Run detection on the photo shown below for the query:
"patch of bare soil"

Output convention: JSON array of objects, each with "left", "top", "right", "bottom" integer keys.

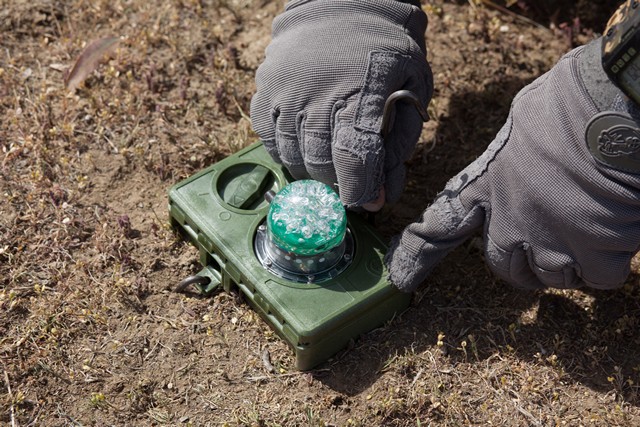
[{"left": 2, "top": 0, "right": 639, "bottom": 426}]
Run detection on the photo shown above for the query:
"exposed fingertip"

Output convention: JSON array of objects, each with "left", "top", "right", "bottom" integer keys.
[{"left": 362, "top": 187, "right": 385, "bottom": 212}]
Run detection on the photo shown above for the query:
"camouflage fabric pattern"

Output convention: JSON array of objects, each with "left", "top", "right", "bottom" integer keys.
[{"left": 604, "top": 0, "right": 635, "bottom": 57}]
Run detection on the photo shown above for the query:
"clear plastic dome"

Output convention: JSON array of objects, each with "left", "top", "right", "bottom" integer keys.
[{"left": 266, "top": 180, "right": 346, "bottom": 256}]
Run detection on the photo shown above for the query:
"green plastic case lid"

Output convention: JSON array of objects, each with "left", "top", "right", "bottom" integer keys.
[{"left": 267, "top": 180, "right": 346, "bottom": 256}]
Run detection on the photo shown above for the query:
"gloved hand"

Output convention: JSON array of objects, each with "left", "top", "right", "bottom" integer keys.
[
  {"left": 250, "top": 0, "right": 433, "bottom": 209},
  {"left": 386, "top": 38, "right": 640, "bottom": 292}
]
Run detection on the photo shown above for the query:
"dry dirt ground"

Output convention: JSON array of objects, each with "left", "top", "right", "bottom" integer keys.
[{"left": 1, "top": 0, "right": 638, "bottom": 426}]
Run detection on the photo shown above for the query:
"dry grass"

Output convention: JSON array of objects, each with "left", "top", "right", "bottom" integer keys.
[{"left": 2, "top": 0, "right": 640, "bottom": 426}]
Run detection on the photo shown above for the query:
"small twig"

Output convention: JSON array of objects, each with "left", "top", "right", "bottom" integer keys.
[
  {"left": 121, "top": 122, "right": 140, "bottom": 148},
  {"left": 25, "top": 404, "right": 42, "bottom": 427},
  {"left": 101, "top": 127, "right": 119, "bottom": 153},
  {"left": 153, "top": 315, "right": 178, "bottom": 328},
  {"left": 411, "top": 367, "right": 425, "bottom": 387},
  {"left": 478, "top": 0, "right": 550, "bottom": 31},
  {"left": 198, "top": 395, "right": 219, "bottom": 410},
  {"left": 37, "top": 361, "right": 72, "bottom": 384},
  {"left": 232, "top": 96, "right": 251, "bottom": 122},
  {"left": 245, "top": 372, "right": 307, "bottom": 382},
  {"left": 513, "top": 404, "right": 543, "bottom": 427},
  {"left": 486, "top": 378, "right": 544, "bottom": 427},
  {"left": 56, "top": 405, "right": 85, "bottom": 427},
  {"left": 4, "top": 368, "right": 16, "bottom": 427},
  {"left": 175, "top": 363, "right": 192, "bottom": 373},
  {"left": 143, "top": 339, "right": 161, "bottom": 361}
]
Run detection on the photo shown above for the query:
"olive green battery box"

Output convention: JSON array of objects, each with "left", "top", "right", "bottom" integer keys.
[{"left": 168, "top": 142, "right": 411, "bottom": 370}]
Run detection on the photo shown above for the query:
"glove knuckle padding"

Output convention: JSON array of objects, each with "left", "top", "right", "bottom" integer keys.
[
  {"left": 250, "top": 0, "right": 433, "bottom": 205},
  {"left": 335, "top": 50, "right": 429, "bottom": 206}
]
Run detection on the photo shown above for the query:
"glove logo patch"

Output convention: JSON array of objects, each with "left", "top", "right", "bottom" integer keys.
[
  {"left": 598, "top": 125, "right": 640, "bottom": 156},
  {"left": 586, "top": 111, "right": 640, "bottom": 173}
]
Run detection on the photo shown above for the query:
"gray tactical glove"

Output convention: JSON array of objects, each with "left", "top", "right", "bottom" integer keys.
[
  {"left": 250, "top": 0, "right": 433, "bottom": 208},
  {"left": 387, "top": 38, "right": 640, "bottom": 292}
]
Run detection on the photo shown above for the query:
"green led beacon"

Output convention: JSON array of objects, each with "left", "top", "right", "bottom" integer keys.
[{"left": 255, "top": 180, "right": 354, "bottom": 283}]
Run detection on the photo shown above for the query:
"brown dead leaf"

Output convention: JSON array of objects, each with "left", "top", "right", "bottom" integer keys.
[{"left": 64, "top": 36, "right": 121, "bottom": 92}]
